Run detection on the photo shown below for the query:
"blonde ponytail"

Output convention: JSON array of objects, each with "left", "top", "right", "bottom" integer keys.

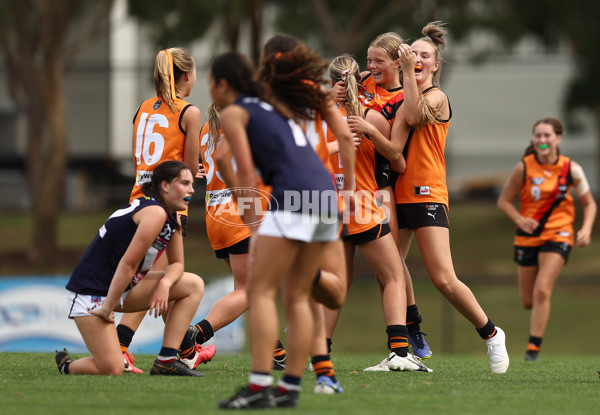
[
  {"left": 153, "top": 47, "right": 195, "bottom": 113},
  {"left": 328, "top": 55, "right": 362, "bottom": 118}
]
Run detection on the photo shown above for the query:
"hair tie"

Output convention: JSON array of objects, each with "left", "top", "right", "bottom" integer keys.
[
  {"left": 341, "top": 70, "right": 350, "bottom": 82},
  {"left": 275, "top": 52, "right": 283, "bottom": 59},
  {"left": 163, "top": 49, "right": 177, "bottom": 101}
]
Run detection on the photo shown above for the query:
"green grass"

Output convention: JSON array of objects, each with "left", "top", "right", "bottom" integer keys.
[
  {"left": 2, "top": 203, "right": 600, "bottom": 413},
  {"left": 1, "top": 352, "right": 599, "bottom": 415}
]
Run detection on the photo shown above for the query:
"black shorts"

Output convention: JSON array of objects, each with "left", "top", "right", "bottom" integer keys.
[
  {"left": 343, "top": 222, "right": 390, "bottom": 246},
  {"left": 214, "top": 237, "right": 250, "bottom": 259},
  {"left": 514, "top": 241, "right": 571, "bottom": 266},
  {"left": 374, "top": 151, "right": 399, "bottom": 189},
  {"left": 396, "top": 203, "right": 449, "bottom": 230}
]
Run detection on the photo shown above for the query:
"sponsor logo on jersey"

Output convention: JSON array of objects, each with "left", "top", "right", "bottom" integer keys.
[
  {"left": 135, "top": 170, "right": 153, "bottom": 186},
  {"left": 334, "top": 174, "right": 356, "bottom": 190},
  {"left": 415, "top": 186, "right": 430, "bottom": 195},
  {"left": 129, "top": 272, "right": 145, "bottom": 289},
  {"left": 531, "top": 177, "right": 545, "bottom": 185},
  {"left": 153, "top": 100, "right": 162, "bottom": 110},
  {"left": 86, "top": 296, "right": 103, "bottom": 312},
  {"left": 206, "top": 189, "right": 233, "bottom": 206}
]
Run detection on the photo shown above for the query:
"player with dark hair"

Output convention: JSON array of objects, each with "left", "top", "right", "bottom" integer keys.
[{"left": 56, "top": 161, "right": 205, "bottom": 377}]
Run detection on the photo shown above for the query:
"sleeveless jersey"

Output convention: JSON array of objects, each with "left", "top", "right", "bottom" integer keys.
[
  {"left": 66, "top": 197, "right": 177, "bottom": 296},
  {"left": 300, "top": 113, "right": 333, "bottom": 170},
  {"left": 130, "top": 96, "right": 192, "bottom": 215},
  {"left": 514, "top": 154, "right": 575, "bottom": 247},
  {"left": 395, "top": 88, "right": 451, "bottom": 206},
  {"left": 328, "top": 106, "right": 385, "bottom": 234},
  {"left": 358, "top": 73, "right": 404, "bottom": 124},
  {"left": 236, "top": 95, "right": 337, "bottom": 215},
  {"left": 200, "top": 122, "right": 251, "bottom": 250},
  {"left": 358, "top": 74, "right": 404, "bottom": 189}
]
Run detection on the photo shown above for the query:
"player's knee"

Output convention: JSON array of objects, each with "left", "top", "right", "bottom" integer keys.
[
  {"left": 533, "top": 288, "right": 551, "bottom": 304},
  {"left": 185, "top": 272, "right": 205, "bottom": 299},
  {"left": 99, "top": 360, "right": 125, "bottom": 376},
  {"left": 521, "top": 296, "right": 533, "bottom": 309},
  {"left": 432, "top": 277, "right": 454, "bottom": 296}
]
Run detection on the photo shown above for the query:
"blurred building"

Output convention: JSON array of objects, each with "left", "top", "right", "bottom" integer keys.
[{"left": 0, "top": 0, "right": 596, "bottom": 210}]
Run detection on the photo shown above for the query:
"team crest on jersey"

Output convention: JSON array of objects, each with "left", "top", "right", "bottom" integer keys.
[
  {"left": 360, "top": 90, "right": 375, "bottom": 103},
  {"left": 153, "top": 100, "right": 162, "bottom": 110},
  {"left": 557, "top": 176, "right": 568, "bottom": 193},
  {"left": 381, "top": 96, "right": 403, "bottom": 121},
  {"left": 531, "top": 177, "right": 545, "bottom": 185}
]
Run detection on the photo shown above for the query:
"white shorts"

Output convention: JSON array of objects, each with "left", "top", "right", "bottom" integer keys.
[
  {"left": 67, "top": 290, "right": 129, "bottom": 319},
  {"left": 258, "top": 211, "right": 340, "bottom": 243}
]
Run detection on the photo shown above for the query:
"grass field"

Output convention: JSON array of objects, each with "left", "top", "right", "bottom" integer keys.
[
  {"left": 1, "top": 202, "right": 599, "bottom": 413},
  {"left": 1, "top": 352, "right": 599, "bottom": 415}
]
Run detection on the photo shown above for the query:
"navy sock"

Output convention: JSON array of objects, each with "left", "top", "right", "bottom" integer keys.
[{"left": 157, "top": 347, "right": 178, "bottom": 364}]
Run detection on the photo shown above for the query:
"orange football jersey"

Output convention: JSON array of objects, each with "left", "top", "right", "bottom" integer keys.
[
  {"left": 200, "top": 122, "right": 252, "bottom": 250},
  {"left": 514, "top": 154, "right": 575, "bottom": 247},
  {"left": 327, "top": 106, "right": 385, "bottom": 234},
  {"left": 358, "top": 74, "right": 404, "bottom": 123},
  {"left": 130, "top": 96, "right": 193, "bottom": 215},
  {"left": 394, "top": 88, "right": 451, "bottom": 206}
]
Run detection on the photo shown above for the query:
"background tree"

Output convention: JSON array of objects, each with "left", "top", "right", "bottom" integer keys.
[
  {"left": 0, "top": 0, "right": 113, "bottom": 264},
  {"left": 275, "top": 0, "right": 600, "bottom": 186},
  {"left": 475, "top": 0, "right": 600, "bottom": 185},
  {"left": 127, "top": 0, "right": 267, "bottom": 64}
]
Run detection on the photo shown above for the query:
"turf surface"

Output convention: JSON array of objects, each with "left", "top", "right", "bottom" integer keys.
[{"left": 2, "top": 352, "right": 598, "bottom": 415}]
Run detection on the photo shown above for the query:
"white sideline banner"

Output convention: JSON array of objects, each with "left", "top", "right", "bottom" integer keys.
[{"left": 0, "top": 276, "right": 244, "bottom": 354}]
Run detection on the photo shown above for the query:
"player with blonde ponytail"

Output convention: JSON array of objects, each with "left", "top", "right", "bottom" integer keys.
[
  {"left": 392, "top": 21, "right": 510, "bottom": 374},
  {"left": 116, "top": 47, "right": 206, "bottom": 374},
  {"left": 326, "top": 54, "right": 432, "bottom": 374}
]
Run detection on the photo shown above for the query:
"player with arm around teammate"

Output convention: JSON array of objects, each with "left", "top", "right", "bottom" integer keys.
[{"left": 393, "top": 22, "right": 510, "bottom": 374}]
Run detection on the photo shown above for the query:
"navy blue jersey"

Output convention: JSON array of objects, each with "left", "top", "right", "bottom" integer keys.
[
  {"left": 66, "top": 197, "right": 177, "bottom": 296},
  {"left": 237, "top": 96, "right": 337, "bottom": 215}
]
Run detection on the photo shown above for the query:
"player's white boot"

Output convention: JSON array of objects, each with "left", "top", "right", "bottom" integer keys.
[
  {"left": 387, "top": 352, "right": 433, "bottom": 372},
  {"left": 486, "top": 326, "right": 509, "bottom": 374}
]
